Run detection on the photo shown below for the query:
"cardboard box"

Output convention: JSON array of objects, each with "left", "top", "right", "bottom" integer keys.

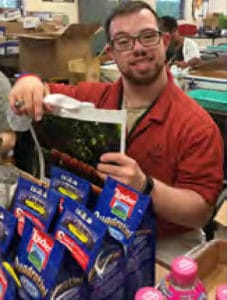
[
  {"left": 0, "top": 20, "right": 26, "bottom": 35},
  {"left": 204, "top": 13, "right": 221, "bottom": 28},
  {"left": 68, "top": 57, "right": 100, "bottom": 84},
  {"left": 18, "top": 23, "right": 101, "bottom": 80},
  {"left": 193, "top": 239, "right": 227, "bottom": 299},
  {"left": 214, "top": 198, "right": 227, "bottom": 239}
]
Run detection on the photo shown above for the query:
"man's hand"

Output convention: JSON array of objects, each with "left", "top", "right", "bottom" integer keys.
[
  {"left": 97, "top": 152, "right": 146, "bottom": 191},
  {"left": 9, "top": 76, "right": 51, "bottom": 121},
  {"left": 186, "top": 57, "right": 202, "bottom": 69}
]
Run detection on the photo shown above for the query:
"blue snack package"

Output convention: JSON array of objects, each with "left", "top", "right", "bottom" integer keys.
[
  {"left": 50, "top": 249, "right": 87, "bottom": 300},
  {"left": 0, "top": 207, "right": 18, "bottom": 259},
  {"left": 126, "top": 229, "right": 156, "bottom": 300},
  {"left": 87, "top": 235, "right": 126, "bottom": 300},
  {"left": 0, "top": 260, "right": 20, "bottom": 299},
  {"left": 54, "top": 203, "right": 107, "bottom": 274},
  {"left": 14, "top": 218, "right": 65, "bottom": 300},
  {"left": 94, "top": 177, "right": 150, "bottom": 247},
  {"left": 12, "top": 177, "right": 58, "bottom": 235},
  {"left": 50, "top": 166, "right": 91, "bottom": 213}
]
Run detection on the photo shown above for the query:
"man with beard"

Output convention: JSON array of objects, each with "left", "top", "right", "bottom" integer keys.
[
  {"left": 9, "top": 1, "right": 223, "bottom": 259},
  {"left": 159, "top": 15, "right": 200, "bottom": 67}
]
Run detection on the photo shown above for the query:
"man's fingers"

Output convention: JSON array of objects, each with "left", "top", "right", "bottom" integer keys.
[
  {"left": 9, "top": 76, "right": 45, "bottom": 120},
  {"left": 9, "top": 94, "right": 18, "bottom": 115},
  {"left": 100, "top": 152, "right": 130, "bottom": 165},
  {"left": 32, "top": 85, "right": 45, "bottom": 121},
  {"left": 97, "top": 162, "right": 122, "bottom": 177},
  {"left": 9, "top": 92, "right": 24, "bottom": 115},
  {"left": 96, "top": 170, "right": 107, "bottom": 181}
]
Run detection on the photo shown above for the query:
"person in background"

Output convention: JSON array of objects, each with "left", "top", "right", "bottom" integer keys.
[
  {"left": 8, "top": 1, "right": 223, "bottom": 260},
  {"left": 187, "top": 54, "right": 227, "bottom": 70},
  {"left": 0, "top": 71, "right": 16, "bottom": 160},
  {"left": 158, "top": 15, "right": 200, "bottom": 67}
]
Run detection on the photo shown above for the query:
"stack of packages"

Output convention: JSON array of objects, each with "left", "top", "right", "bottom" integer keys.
[{"left": 0, "top": 165, "right": 156, "bottom": 300}]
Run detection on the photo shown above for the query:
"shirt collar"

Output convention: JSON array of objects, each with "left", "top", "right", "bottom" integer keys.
[{"left": 110, "top": 69, "right": 175, "bottom": 124}]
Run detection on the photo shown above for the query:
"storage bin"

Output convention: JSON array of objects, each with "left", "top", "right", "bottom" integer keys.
[{"left": 188, "top": 89, "right": 227, "bottom": 179}]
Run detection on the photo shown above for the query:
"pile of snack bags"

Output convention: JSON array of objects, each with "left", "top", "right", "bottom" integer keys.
[{"left": 0, "top": 165, "right": 156, "bottom": 299}]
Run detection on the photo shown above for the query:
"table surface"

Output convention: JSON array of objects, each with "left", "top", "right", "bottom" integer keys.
[{"left": 188, "top": 69, "right": 227, "bottom": 79}]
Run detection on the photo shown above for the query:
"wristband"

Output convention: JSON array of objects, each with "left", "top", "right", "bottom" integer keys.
[{"left": 141, "top": 176, "right": 154, "bottom": 195}]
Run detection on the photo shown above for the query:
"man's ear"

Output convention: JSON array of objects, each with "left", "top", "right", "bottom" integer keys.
[
  {"left": 105, "top": 44, "right": 115, "bottom": 61},
  {"left": 162, "top": 32, "right": 171, "bottom": 50}
]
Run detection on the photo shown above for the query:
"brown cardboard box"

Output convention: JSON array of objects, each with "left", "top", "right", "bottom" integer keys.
[
  {"left": 0, "top": 21, "right": 27, "bottom": 35},
  {"left": 214, "top": 199, "right": 227, "bottom": 239},
  {"left": 18, "top": 23, "right": 101, "bottom": 80},
  {"left": 204, "top": 13, "right": 221, "bottom": 28},
  {"left": 68, "top": 57, "right": 100, "bottom": 84}
]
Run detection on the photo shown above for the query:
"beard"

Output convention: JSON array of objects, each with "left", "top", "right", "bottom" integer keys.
[{"left": 117, "top": 52, "right": 166, "bottom": 86}]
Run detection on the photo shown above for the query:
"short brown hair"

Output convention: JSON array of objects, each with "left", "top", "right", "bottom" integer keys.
[
  {"left": 104, "top": 1, "right": 159, "bottom": 42},
  {"left": 158, "top": 16, "right": 178, "bottom": 33}
]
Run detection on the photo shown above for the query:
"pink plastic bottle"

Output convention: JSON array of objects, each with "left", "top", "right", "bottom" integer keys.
[
  {"left": 135, "top": 287, "right": 164, "bottom": 300},
  {"left": 158, "top": 256, "right": 207, "bottom": 299},
  {"left": 216, "top": 284, "right": 227, "bottom": 300}
]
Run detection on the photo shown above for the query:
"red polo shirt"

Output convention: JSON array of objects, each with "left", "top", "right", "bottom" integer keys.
[{"left": 48, "top": 71, "right": 224, "bottom": 236}]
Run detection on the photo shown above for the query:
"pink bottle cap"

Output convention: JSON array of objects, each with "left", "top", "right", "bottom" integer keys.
[
  {"left": 216, "top": 284, "right": 227, "bottom": 300},
  {"left": 135, "top": 287, "right": 164, "bottom": 300},
  {"left": 171, "top": 256, "right": 198, "bottom": 286}
]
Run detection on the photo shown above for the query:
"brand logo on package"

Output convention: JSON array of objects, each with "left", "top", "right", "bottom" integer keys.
[
  {"left": 27, "top": 228, "right": 54, "bottom": 272},
  {"left": 110, "top": 185, "right": 138, "bottom": 221}
]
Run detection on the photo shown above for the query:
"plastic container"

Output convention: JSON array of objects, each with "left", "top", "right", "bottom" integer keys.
[
  {"left": 158, "top": 256, "right": 208, "bottom": 299},
  {"left": 135, "top": 287, "right": 164, "bottom": 300},
  {"left": 216, "top": 284, "right": 227, "bottom": 300},
  {"left": 187, "top": 89, "right": 227, "bottom": 112},
  {"left": 187, "top": 89, "right": 227, "bottom": 179}
]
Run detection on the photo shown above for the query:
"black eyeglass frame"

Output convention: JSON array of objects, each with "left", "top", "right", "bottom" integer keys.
[{"left": 110, "top": 30, "right": 163, "bottom": 51}]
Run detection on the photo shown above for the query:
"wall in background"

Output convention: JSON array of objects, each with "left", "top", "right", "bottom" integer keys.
[
  {"left": 209, "top": 0, "right": 226, "bottom": 14},
  {"left": 23, "top": 0, "right": 226, "bottom": 24},
  {"left": 23, "top": 0, "right": 79, "bottom": 23}
]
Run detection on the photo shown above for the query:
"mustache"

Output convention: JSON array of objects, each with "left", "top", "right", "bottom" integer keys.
[{"left": 133, "top": 49, "right": 147, "bottom": 57}]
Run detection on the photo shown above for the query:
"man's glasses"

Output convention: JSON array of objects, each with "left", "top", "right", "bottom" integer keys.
[{"left": 110, "top": 29, "right": 162, "bottom": 52}]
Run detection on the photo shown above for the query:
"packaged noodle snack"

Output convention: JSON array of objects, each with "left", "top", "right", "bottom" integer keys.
[
  {"left": 126, "top": 229, "right": 156, "bottom": 299},
  {"left": 49, "top": 166, "right": 91, "bottom": 213},
  {"left": 87, "top": 235, "right": 126, "bottom": 300},
  {"left": 0, "top": 260, "right": 20, "bottom": 299},
  {"left": 0, "top": 206, "right": 18, "bottom": 259},
  {"left": 12, "top": 177, "right": 59, "bottom": 235},
  {"left": 50, "top": 248, "right": 86, "bottom": 299},
  {"left": 94, "top": 177, "right": 150, "bottom": 247},
  {"left": 54, "top": 202, "right": 107, "bottom": 273},
  {"left": 14, "top": 218, "right": 66, "bottom": 300}
]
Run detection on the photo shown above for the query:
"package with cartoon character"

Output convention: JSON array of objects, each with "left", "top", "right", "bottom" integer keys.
[
  {"left": 14, "top": 218, "right": 66, "bottom": 300},
  {"left": 54, "top": 203, "right": 107, "bottom": 274},
  {"left": 49, "top": 166, "right": 91, "bottom": 214},
  {"left": 12, "top": 177, "right": 59, "bottom": 235}
]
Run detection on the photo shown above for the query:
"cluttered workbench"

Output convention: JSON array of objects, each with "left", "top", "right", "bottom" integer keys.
[{"left": 184, "top": 68, "right": 227, "bottom": 92}]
